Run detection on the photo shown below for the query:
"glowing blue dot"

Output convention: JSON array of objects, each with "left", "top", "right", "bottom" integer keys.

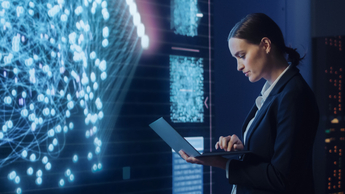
[
  {"left": 51, "top": 109, "right": 56, "bottom": 116},
  {"left": 61, "top": 14, "right": 68, "bottom": 22},
  {"left": 25, "top": 58, "right": 34, "bottom": 67},
  {"left": 85, "top": 130, "right": 90, "bottom": 138},
  {"left": 0, "top": 132, "right": 3, "bottom": 139},
  {"left": 27, "top": 167, "right": 33, "bottom": 176},
  {"left": 45, "top": 162, "right": 52, "bottom": 171},
  {"left": 42, "top": 156, "right": 48, "bottom": 164},
  {"left": 67, "top": 94, "right": 72, "bottom": 101},
  {"left": 102, "top": 39, "right": 109, "bottom": 47},
  {"left": 69, "top": 122, "right": 74, "bottom": 130},
  {"left": 16, "top": 187, "right": 22, "bottom": 194},
  {"left": 73, "top": 155, "right": 78, "bottom": 163},
  {"left": 29, "top": 2, "right": 35, "bottom": 8},
  {"left": 35, "top": 177, "right": 42, "bottom": 185},
  {"left": 36, "top": 169, "right": 42, "bottom": 177},
  {"left": 80, "top": 100, "right": 85, "bottom": 107},
  {"left": 13, "top": 68, "right": 18, "bottom": 75},
  {"left": 30, "top": 103, "right": 34, "bottom": 110},
  {"left": 20, "top": 109, "right": 28, "bottom": 117},
  {"left": 98, "top": 163, "right": 103, "bottom": 170},
  {"left": 48, "top": 144, "right": 54, "bottom": 152},
  {"left": 91, "top": 7, "right": 96, "bottom": 14},
  {"left": 63, "top": 126, "right": 68, "bottom": 133},
  {"left": 43, "top": 108, "right": 50, "bottom": 116},
  {"left": 12, "top": 89, "right": 17, "bottom": 96},
  {"left": 137, "top": 23, "right": 145, "bottom": 37},
  {"left": 4, "top": 96, "right": 12, "bottom": 104},
  {"left": 68, "top": 174, "right": 74, "bottom": 182},
  {"left": 141, "top": 35, "right": 149, "bottom": 49},
  {"left": 7, "top": 120, "right": 13, "bottom": 129},
  {"left": 59, "top": 179, "right": 65, "bottom": 187},
  {"left": 39, "top": 117, "right": 43, "bottom": 124},
  {"left": 1, "top": 1, "right": 10, "bottom": 9},
  {"left": 87, "top": 152, "right": 93, "bottom": 160},
  {"left": 66, "top": 110, "right": 71, "bottom": 118},
  {"left": 48, "top": 129, "right": 55, "bottom": 137},
  {"left": 95, "top": 59, "right": 100, "bottom": 66},
  {"left": 30, "top": 154, "right": 36, "bottom": 162},
  {"left": 44, "top": 97, "right": 49, "bottom": 104},
  {"left": 37, "top": 94, "right": 44, "bottom": 102},
  {"left": 89, "top": 92, "right": 94, "bottom": 100},
  {"left": 133, "top": 12, "right": 141, "bottom": 26},
  {"left": 101, "top": 72, "right": 107, "bottom": 80},
  {"left": 98, "top": 111, "right": 104, "bottom": 119},
  {"left": 15, "top": 176, "right": 20, "bottom": 184},
  {"left": 90, "top": 52, "right": 96, "bottom": 59},
  {"left": 64, "top": 76, "right": 68, "bottom": 83},
  {"left": 90, "top": 72, "right": 96, "bottom": 82},
  {"left": 22, "top": 91, "right": 26, "bottom": 98},
  {"left": 65, "top": 169, "right": 71, "bottom": 177},
  {"left": 21, "top": 150, "right": 27, "bottom": 158},
  {"left": 53, "top": 138, "right": 58, "bottom": 146},
  {"left": 55, "top": 125, "right": 61, "bottom": 133},
  {"left": 101, "top": 1, "right": 107, "bottom": 8},
  {"left": 8, "top": 171, "right": 16, "bottom": 180},
  {"left": 92, "top": 164, "right": 98, "bottom": 172},
  {"left": 84, "top": 108, "right": 88, "bottom": 116},
  {"left": 102, "top": 27, "right": 109, "bottom": 38},
  {"left": 93, "top": 82, "right": 98, "bottom": 91},
  {"left": 60, "top": 90, "right": 65, "bottom": 96},
  {"left": 67, "top": 101, "right": 74, "bottom": 110},
  {"left": 102, "top": 10, "right": 109, "bottom": 20},
  {"left": 99, "top": 60, "right": 107, "bottom": 71},
  {"left": 95, "top": 147, "right": 101, "bottom": 154},
  {"left": 2, "top": 125, "right": 7, "bottom": 132}
]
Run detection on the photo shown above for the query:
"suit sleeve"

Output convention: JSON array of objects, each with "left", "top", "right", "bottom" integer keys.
[{"left": 227, "top": 90, "right": 318, "bottom": 192}]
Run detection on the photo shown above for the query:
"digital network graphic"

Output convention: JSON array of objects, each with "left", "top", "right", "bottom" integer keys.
[{"left": 0, "top": 0, "right": 148, "bottom": 193}]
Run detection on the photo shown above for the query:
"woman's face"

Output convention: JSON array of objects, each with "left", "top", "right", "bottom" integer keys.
[{"left": 228, "top": 37, "right": 270, "bottom": 83}]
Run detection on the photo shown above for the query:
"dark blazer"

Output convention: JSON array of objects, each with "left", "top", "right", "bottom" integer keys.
[{"left": 228, "top": 66, "right": 319, "bottom": 194}]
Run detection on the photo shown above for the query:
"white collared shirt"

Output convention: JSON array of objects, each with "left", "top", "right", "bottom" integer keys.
[{"left": 228, "top": 65, "right": 290, "bottom": 194}]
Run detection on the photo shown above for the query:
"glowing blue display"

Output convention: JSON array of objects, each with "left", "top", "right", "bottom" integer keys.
[
  {"left": 173, "top": 137, "right": 203, "bottom": 194},
  {"left": 171, "top": 0, "right": 202, "bottom": 37},
  {"left": 170, "top": 55, "right": 204, "bottom": 123},
  {"left": 0, "top": 0, "right": 148, "bottom": 192}
]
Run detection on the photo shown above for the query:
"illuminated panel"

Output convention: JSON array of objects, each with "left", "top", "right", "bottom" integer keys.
[
  {"left": 170, "top": 55, "right": 204, "bottom": 123},
  {"left": 0, "top": 0, "right": 147, "bottom": 193},
  {"left": 172, "top": 137, "right": 203, "bottom": 194},
  {"left": 318, "top": 36, "right": 344, "bottom": 193},
  {"left": 170, "top": 0, "right": 202, "bottom": 37}
]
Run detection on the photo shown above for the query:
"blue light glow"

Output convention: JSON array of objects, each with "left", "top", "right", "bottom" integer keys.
[
  {"left": 170, "top": 55, "right": 204, "bottom": 123},
  {"left": 171, "top": 0, "right": 202, "bottom": 37},
  {"left": 0, "top": 0, "right": 147, "bottom": 192}
]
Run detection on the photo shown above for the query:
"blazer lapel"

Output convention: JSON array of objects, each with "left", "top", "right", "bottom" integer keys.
[{"left": 242, "top": 66, "right": 300, "bottom": 148}]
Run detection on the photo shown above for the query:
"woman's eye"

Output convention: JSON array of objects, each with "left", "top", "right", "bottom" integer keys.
[{"left": 239, "top": 55, "right": 245, "bottom": 59}]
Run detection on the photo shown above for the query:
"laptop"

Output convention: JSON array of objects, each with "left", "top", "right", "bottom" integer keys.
[{"left": 149, "top": 117, "right": 251, "bottom": 158}]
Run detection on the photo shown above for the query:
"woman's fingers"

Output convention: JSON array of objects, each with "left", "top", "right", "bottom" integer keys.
[{"left": 215, "top": 134, "right": 244, "bottom": 151}]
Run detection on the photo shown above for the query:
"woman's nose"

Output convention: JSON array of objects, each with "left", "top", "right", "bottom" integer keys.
[{"left": 237, "top": 62, "right": 244, "bottom": 71}]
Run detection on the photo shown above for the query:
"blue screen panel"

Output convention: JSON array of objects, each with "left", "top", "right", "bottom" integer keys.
[
  {"left": 170, "top": 55, "right": 204, "bottom": 123},
  {"left": 170, "top": 0, "right": 202, "bottom": 37},
  {"left": 172, "top": 137, "right": 203, "bottom": 194}
]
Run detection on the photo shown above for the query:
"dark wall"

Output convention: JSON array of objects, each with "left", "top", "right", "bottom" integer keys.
[{"left": 213, "top": 0, "right": 312, "bottom": 193}]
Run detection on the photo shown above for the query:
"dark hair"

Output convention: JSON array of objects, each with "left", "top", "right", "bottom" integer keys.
[{"left": 228, "top": 13, "right": 304, "bottom": 67}]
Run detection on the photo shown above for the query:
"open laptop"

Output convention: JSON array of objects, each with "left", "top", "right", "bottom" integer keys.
[{"left": 149, "top": 117, "right": 251, "bottom": 158}]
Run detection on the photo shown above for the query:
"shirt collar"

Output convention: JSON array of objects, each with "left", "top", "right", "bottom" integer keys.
[{"left": 256, "top": 65, "right": 290, "bottom": 109}]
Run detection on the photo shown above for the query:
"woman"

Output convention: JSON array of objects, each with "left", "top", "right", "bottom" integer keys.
[{"left": 179, "top": 13, "right": 319, "bottom": 194}]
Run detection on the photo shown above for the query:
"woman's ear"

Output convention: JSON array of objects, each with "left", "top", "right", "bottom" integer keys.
[{"left": 260, "top": 37, "right": 271, "bottom": 54}]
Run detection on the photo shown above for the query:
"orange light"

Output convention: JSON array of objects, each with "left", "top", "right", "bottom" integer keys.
[{"left": 329, "top": 177, "right": 332, "bottom": 181}]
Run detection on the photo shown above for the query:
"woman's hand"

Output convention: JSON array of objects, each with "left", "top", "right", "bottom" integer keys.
[
  {"left": 215, "top": 134, "right": 244, "bottom": 151},
  {"left": 178, "top": 150, "right": 228, "bottom": 170}
]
